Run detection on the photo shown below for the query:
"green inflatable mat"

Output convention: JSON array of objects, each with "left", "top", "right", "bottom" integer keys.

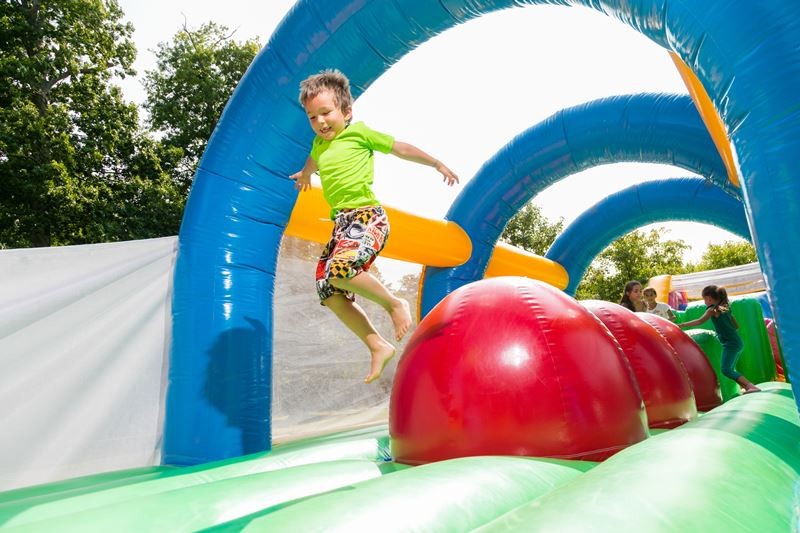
[
  {"left": 6, "top": 460, "right": 406, "bottom": 532},
  {"left": 207, "top": 456, "right": 596, "bottom": 532},
  {"left": 478, "top": 383, "right": 799, "bottom": 532},
  {"left": 0, "top": 425, "right": 392, "bottom": 529}
]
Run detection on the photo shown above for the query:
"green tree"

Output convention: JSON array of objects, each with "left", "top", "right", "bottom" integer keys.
[
  {"left": 694, "top": 240, "right": 757, "bottom": 271},
  {"left": 143, "top": 22, "right": 260, "bottom": 190},
  {"left": 0, "top": 0, "right": 183, "bottom": 248},
  {"left": 500, "top": 202, "right": 564, "bottom": 255},
  {"left": 575, "top": 228, "right": 690, "bottom": 301}
]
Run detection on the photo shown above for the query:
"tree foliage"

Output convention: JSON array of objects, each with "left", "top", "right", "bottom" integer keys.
[
  {"left": 143, "top": 22, "right": 260, "bottom": 190},
  {"left": 0, "top": 0, "right": 183, "bottom": 248},
  {"left": 500, "top": 202, "right": 564, "bottom": 255},
  {"left": 693, "top": 240, "right": 757, "bottom": 272},
  {"left": 575, "top": 228, "right": 690, "bottom": 302}
]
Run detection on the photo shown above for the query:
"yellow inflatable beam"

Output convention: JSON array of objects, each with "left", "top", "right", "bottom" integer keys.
[
  {"left": 286, "top": 186, "right": 568, "bottom": 289},
  {"left": 286, "top": 186, "right": 471, "bottom": 267},
  {"left": 646, "top": 274, "right": 672, "bottom": 304},
  {"left": 485, "top": 242, "right": 568, "bottom": 288},
  {"left": 670, "top": 52, "right": 740, "bottom": 188}
]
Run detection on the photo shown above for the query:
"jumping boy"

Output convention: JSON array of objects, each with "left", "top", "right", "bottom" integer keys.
[{"left": 290, "top": 70, "right": 459, "bottom": 383}]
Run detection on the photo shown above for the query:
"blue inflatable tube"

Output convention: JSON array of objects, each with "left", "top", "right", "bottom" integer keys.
[
  {"left": 167, "top": 0, "right": 800, "bottom": 465},
  {"left": 546, "top": 178, "right": 750, "bottom": 295},
  {"left": 419, "top": 93, "right": 732, "bottom": 316}
]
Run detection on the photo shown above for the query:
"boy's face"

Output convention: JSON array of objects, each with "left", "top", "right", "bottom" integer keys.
[
  {"left": 303, "top": 90, "right": 352, "bottom": 141},
  {"left": 643, "top": 291, "right": 656, "bottom": 303}
]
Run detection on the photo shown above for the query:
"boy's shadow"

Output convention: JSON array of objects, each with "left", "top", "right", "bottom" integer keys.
[{"left": 203, "top": 317, "right": 272, "bottom": 454}]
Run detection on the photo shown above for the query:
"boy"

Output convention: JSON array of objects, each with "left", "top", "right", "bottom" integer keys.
[{"left": 290, "top": 70, "right": 459, "bottom": 383}]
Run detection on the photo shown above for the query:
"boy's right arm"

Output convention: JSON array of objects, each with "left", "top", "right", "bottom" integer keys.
[
  {"left": 290, "top": 156, "right": 317, "bottom": 192},
  {"left": 390, "top": 141, "right": 459, "bottom": 186}
]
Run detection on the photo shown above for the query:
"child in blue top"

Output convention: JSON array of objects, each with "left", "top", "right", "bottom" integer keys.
[
  {"left": 680, "top": 285, "right": 760, "bottom": 394},
  {"left": 290, "top": 70, "right": 459, "bottom": 384}
]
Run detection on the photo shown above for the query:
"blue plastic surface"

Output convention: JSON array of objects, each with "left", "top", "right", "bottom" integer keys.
[
  {"left": 546, "top": 178, "right": 750, "bottom": 294},
  {"left": 420, "top": 93, "right": 732, "bottom": 316},
  {"left": 166, "top": 0, "right": 800, "bottom": 464}
]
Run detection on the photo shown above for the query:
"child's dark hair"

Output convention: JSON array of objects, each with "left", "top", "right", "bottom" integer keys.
[
  {"left": 619, "top": 280, "right": 642, "bottom": 311},
  {"left": 299, "top": 69, "right": 353, "bottom": 112},
  {"left": 701, "top": 285, "right": 729, "bottom": 306}
]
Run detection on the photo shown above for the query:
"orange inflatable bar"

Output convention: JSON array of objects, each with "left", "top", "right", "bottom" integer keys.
[
  {"left": 670, "top": 52, "right": 740, "bottom": 188},
  {"left": 286, "top": 186, "right": 568, "bottom": 289},
  {"left": 286, "top": 186, "right": 471, "bottom": 267},
  {"left": 485, "top": 242, "right": 568, "bottom": 289}
]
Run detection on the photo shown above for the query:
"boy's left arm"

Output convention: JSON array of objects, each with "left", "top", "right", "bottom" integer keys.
[{"left": 391, "top": 141, "right": 459, "bottom": 186}]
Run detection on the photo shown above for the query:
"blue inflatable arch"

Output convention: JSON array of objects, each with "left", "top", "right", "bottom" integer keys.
[
  {"left": 166, "top": 1, "right": 800, "bottom": 465},
  {"left": 546, "top": 177, "right": 751, "bottom": 295},
  {"left": 419, "top": 93, "right": 735, "bottom": 316}
]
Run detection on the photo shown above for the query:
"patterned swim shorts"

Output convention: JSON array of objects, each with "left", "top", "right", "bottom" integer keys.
[{"left": 316, "top": 205, "right": 389, "bottom": 303}]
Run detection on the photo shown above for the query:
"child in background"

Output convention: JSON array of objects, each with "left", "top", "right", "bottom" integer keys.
[
  {"left": 642, "top": 287, "right": 676, "bottom": 321},
  {"left": 290, "top": 69, "right": 459, "bottom": 384},
  {"left": 619, "top": 280, "right": 645, "bottom": 312},
  {"left": 679, "top": 285, "right": 761, "bottom": 394}
]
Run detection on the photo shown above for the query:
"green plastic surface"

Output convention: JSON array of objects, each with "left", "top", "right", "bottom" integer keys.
[
  {"left": 0, "top": 425, "right": 391, "bottom": 528},
  {"left": 0, "top": 466, "right": 174, "bottom": 509},
  {"left": 7, "top": 460, "right": 405, "bottom": 532},
  {"left": 210, "top": 456, "right": 595, "bottom": 532},
  {"left": 478, "top": 383, "right": 800, "bottom": 532}
]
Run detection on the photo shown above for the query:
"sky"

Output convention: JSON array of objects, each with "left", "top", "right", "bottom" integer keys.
[{"left": 117, "top": 1, "right": 747, "bottom": 284}]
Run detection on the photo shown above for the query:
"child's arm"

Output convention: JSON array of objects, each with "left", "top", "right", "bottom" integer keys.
[
  {"left": 290, "top": 156, "right": 318, "bottom": 192},
  {"left": 390, "top": 141, "right": 459, "bottom": 186},
  {"left": 679, "top": 308, "right": 714, "bottom": 329},
  {"left": 731, "top": 313, "right": 740, "bottom": 329},
  {"left": 667, "top": 307, "right": 676, "bottom": 322}
]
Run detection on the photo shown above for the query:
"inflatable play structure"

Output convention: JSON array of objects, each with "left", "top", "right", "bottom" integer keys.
[
  {"left": 2, "top": 0, "right": 800, "bottom": 530},
  {"left": 650, "top": 262, "right": 769, "bottom": 311},
  {"left": 647, "top": 261, "right": 789, "bottom": 388}
]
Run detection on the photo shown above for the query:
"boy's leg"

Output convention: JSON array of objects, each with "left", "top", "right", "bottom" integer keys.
[
  {"left": 323, "top": 294, "right": 396, "bottom": 383},
  {"left": 329, "top": 273, "right": 412, "bottom": 341}
]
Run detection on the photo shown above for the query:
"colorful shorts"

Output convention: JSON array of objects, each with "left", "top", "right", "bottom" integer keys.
[{"left": 316, "top": 206, "right": 389, "bottom": 303}]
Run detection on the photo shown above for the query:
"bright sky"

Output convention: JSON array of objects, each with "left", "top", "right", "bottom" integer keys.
[{"left": 117, "top": 1, "right": 747, "bottom": 283}]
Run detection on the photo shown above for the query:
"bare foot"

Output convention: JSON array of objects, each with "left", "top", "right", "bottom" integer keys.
[
  {"left": 389, "top": 299, "right": 412, "bottom": 341},
  {"left": 365, "top": 342, "right": 396, "bottom": 384}
]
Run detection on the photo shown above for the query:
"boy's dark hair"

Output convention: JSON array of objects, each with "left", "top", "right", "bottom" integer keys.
[
  {"left": 643, "top": 287, "right": 657, "bottom": 297},
  {"left": 299, "top": 69, "right": 353, "bottom": 112},
  {"left": 702, "top": 285, "right": 730, "bottom": 306}
]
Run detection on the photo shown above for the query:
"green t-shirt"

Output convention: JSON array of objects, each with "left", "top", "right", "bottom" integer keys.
[{"left": 310, "top": 121, "right": 395, "bottom": 219}]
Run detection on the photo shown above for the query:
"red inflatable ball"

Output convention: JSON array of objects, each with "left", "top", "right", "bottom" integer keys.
[
  {"left": 637, "top": 313, "right": 723, "bottom": 411},
  {"left": 390, "top": 277, "right": 647, "bottom": 465},
  {"left": 582, "top": 301, "right": 697, "bottom": 429}
]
